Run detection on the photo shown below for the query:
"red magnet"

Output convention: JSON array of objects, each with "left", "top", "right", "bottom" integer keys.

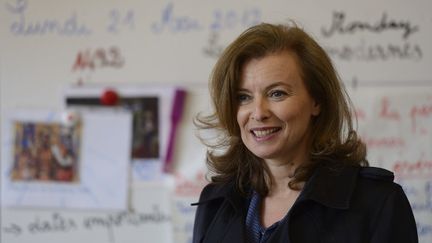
[{"left": 100, "top": 88, "right": 119, "bottom": 106}]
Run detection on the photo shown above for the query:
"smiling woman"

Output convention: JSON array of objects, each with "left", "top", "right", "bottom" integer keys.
[
  {"left": 236, "top": 52, "right": 321, "bottom": 171},
  {"left": 192, "top": 22, "right": 418, "bottom": 243}
]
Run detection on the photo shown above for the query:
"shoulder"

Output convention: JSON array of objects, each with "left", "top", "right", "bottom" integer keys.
[
  {"left": 354, "top": 166, "right": 405, "bottom": 204},
  {"left": 358, "top": 166, "right": 395, "bottom": 182},
  {"left": 354, "top": 167, "right": 418, "bottom": 241},
  {"left": 193, "top": 181, "right": 235, "bottom": 205},
  {"left": 356, "top": 166, "right": 399, "bottom": 193},
  {"left": 193, "top": 179, "right": 247, "bottom": 215}
]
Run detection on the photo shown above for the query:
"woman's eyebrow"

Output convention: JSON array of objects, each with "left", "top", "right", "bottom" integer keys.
[
  {"left": 236, "top": 81, "right": 294, "bottom": 92},
  {"left": 266, "top": 82, "right": 294, "bottom": 90}
]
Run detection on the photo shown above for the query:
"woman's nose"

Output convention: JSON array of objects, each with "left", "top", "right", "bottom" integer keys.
[{"left": 251, "top": 98, "right": 270, "bottom": 121}]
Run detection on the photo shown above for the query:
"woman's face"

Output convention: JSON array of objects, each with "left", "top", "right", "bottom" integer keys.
[{"left": 236, "top": 51, "right": 320, "bottom": 165}]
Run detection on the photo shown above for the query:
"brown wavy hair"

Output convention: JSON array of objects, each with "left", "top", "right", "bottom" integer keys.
[{"left": 195, "top": 22, "right": 368, "bottom": 196}]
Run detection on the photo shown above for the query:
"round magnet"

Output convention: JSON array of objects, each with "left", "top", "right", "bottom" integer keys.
[{"left": 100, "top": 88, "right": 119, "bottom": 106}]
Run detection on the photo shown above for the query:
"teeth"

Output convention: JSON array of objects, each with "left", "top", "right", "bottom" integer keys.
[{"left": 253, "top": 128, "right": 278, "bottom": 137}]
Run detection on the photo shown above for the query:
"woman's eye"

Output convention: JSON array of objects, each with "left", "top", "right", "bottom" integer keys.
[
  {"left": 269, "top": 90, "right": 286, "bottom": 99},
  {"left": 236, "top": 93, "right": 251, "bottom": 104}
]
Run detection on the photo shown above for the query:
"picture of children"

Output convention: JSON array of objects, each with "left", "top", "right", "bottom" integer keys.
[{"left": 11, "top": 122, "right": 81, "bottom": 183}]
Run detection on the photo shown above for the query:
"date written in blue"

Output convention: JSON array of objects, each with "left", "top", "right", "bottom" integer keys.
[
  {"left": 151, "top": 2, "right": 261, "bottom": 34},
  {"left": 5, "top": 0, "right": 262, "bottom": 37}
]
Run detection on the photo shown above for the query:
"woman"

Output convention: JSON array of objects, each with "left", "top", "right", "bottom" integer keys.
[{"left": 192, "top": 22, "right": 418, "bottom": 243}]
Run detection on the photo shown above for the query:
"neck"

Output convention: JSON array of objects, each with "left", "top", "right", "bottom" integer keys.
[{"left": 265, "top": 157, "right": 306, "bottom": 195}]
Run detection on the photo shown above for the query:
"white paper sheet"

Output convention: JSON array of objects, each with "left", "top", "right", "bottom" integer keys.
[
  {"left": 1, "top": 109, "right": 132, "bottom": 210},
  {"left": 64, "top": 85, "right": 176, "bottom": 181}
]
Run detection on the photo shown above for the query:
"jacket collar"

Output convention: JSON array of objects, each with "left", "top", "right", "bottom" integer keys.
[
  {"left": 196, "top": 164, "right": 360, "bottom": 211},
  {"left": 299, "top": 165, "right": 360, "bottom": 209}
]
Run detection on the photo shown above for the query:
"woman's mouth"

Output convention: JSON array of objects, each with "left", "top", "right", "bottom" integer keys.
[{"left": 251, "top": 127, "right": 281, "bottom": 138}]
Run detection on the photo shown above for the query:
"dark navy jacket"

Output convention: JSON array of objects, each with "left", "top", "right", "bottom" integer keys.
[{"left": 192, "top": 165, "right": 418, "bottom": 243}]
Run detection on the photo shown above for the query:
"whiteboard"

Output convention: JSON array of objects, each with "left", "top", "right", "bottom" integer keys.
[{"left": 1, "top": 0, "right": 431, "bottom": 242}]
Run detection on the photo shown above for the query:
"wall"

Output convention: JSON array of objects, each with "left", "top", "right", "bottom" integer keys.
[{"left": 1, "top": 0, "right": 431, "bottom": 242}]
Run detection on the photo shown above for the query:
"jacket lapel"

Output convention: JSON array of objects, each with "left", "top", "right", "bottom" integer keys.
[{"left": 202, "top": 201, "right": 246, "bottom": 243}]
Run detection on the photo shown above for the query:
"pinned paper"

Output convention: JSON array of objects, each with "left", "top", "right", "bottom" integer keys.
[
  {"left": 64, "top": 85, "right": 178, "bottom": 181},
  {"left": 1, "top": 109, "right": 132, "bottom": 210}
]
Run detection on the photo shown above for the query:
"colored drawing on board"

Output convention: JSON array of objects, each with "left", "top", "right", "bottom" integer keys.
[{"left": 11, "top": 121, "right": 81, "bottom": 183}]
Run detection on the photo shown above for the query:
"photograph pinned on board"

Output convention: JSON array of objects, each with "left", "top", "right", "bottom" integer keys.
[
  {"left": 64, "top": 85, "right": 177, "bottom": 181},
  {"left": 66, "top": 96, "right": 160, "bottom": 160},
  {"left": 11, "top": 121, "right": 81, "bottom": 183}
]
